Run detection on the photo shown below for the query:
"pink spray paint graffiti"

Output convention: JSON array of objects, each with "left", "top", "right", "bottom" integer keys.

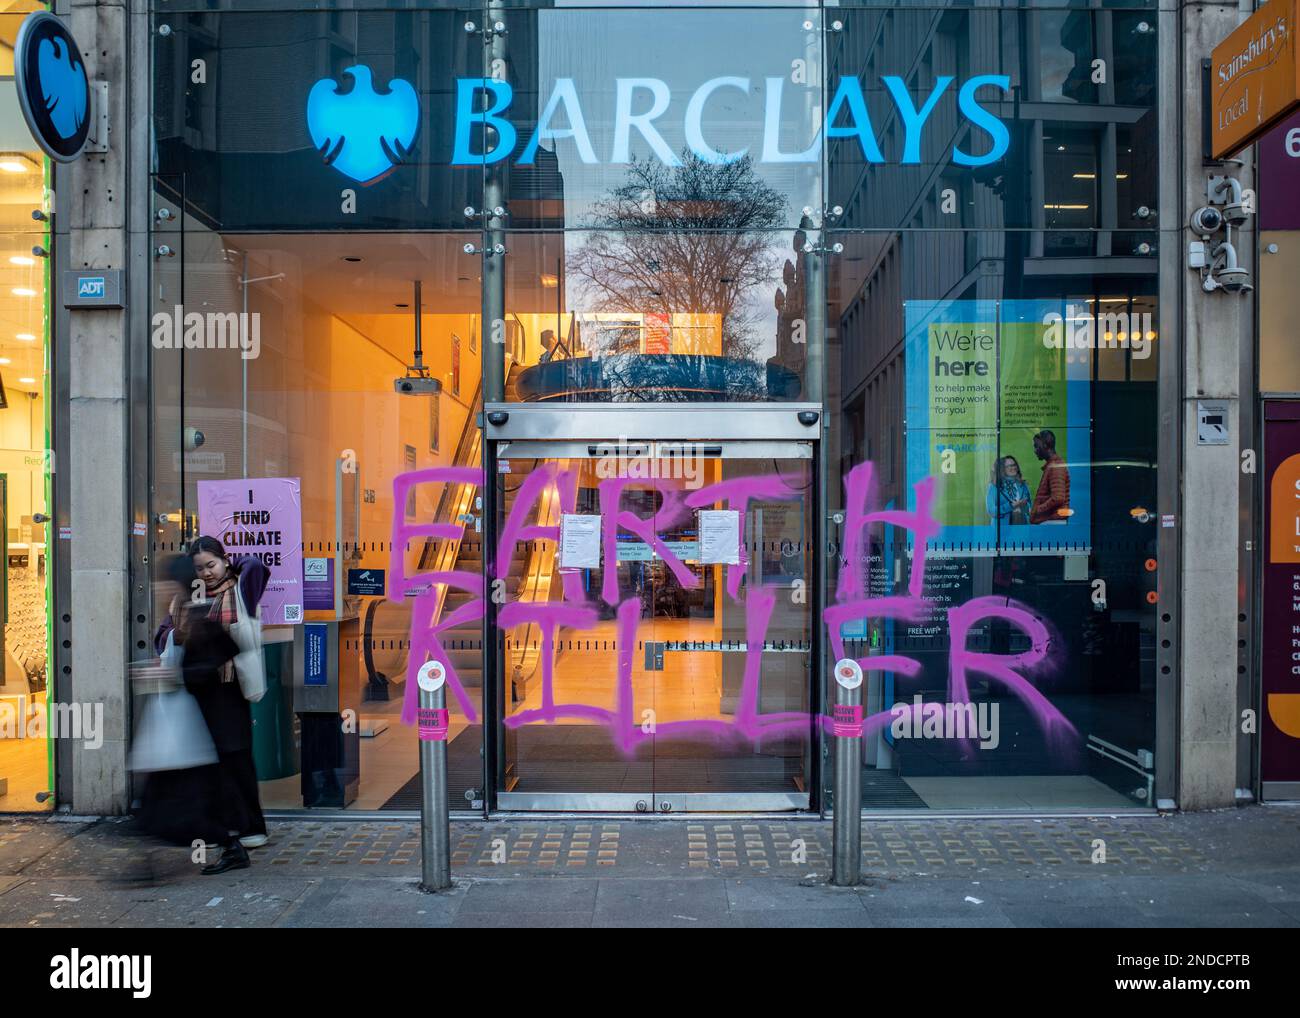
[
  {"left": 389, "top": 466, "right": 486, "bottom": 726},
  {"left": 823, "top": 461, "right": 1077, "bottom": 751},
  {"left": 387, "top": 457, "right": 1076, "bottom": 756},
  {"left": 499, "top": 468, "right": 811, "bottom": 746}
]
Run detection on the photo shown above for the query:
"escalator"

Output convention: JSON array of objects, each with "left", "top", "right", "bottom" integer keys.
[{"left": 360, "top": 360, "right": 566, "bottom": 807}]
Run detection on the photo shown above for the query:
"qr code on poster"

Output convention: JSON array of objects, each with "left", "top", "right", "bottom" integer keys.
[{"left": 284, "top": 604, "right": 302, "bottom": 622}]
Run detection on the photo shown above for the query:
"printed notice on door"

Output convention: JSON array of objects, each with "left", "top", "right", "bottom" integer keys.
[
  {"left": 559, "top": 514, "right": 602, "bottom": 569},
  {"left": 698, "top": 509, "right": 741, "bottom": 565}
]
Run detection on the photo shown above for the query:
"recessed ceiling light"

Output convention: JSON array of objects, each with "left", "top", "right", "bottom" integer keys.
[
  {"left": 12, "top": 288, "right": 35, "bottom": 297},
  {"left": 0, "top": 358, "right": 12, "bottom": 365},
  {"left": 0, "top": 154, "right": 37, "bottom": 174},
  {"left": 9, "top": 256, "right": 34, "bottom": 266},
  {"left": 342, "top": 256, "right": 362, "bottom": 263},
  {"left": 18, "top": 377, "right": 34, "bottom": 384},
  {"left": 15, "top": 333, "right": 35, "bottom": 341},
  {"left": 395, "top": 303, "right": 409, "bottom": 308}
]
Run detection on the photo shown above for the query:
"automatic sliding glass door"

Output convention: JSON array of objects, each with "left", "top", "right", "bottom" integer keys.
[{"left": 493, "top": 440, "right": 815, "bottom": 812}]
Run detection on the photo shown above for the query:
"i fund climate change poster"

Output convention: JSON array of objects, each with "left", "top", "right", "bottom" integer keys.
[{"left": 197, "top": 477, "right": 305, "bottom": 624}]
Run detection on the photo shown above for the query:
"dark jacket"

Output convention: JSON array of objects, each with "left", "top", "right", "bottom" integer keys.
[
  {"left": 152, "top": 559, "right": 272, "bottom": 754},
  {"left": 180, "top": 617, "right": 250, "bottom": 753}
]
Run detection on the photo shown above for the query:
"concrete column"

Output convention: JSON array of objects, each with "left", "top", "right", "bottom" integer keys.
[
  {"left": 60, "top": 0, "right": 136, "bottom": 814},
  {"left": 1177, "top": 0, "right": 1253, "bottom": 810}
]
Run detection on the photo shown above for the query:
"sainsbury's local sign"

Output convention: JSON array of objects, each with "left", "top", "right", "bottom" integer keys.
[
  {"left": 1210, "top": 0, "right": 1300, "bottom": 159},
  {"left": 307, "top": 67, "right": 1013, "bottom": 184}
]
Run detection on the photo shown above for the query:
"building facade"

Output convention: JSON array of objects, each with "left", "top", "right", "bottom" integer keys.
[{"left": 22, "top": 0, "right": 1275, "bottom": 818}]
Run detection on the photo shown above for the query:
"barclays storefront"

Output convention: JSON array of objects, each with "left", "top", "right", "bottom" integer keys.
[{"left": 145, "top": 0, "right": 1172, "bottom": 816}]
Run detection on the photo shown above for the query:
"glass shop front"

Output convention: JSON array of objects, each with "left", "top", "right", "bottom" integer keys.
[{"left": 145, "top": 1, "right": 1163, "bottom": 814}]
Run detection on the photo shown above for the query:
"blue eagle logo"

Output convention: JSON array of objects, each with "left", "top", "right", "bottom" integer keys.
[
  {"left": 36, "top": 35, "right": 88, "bottom": 140},
  {"left": 307, "top": 65, "right": 419, "bottom": 185}
]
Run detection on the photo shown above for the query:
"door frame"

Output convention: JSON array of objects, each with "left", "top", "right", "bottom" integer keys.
[{"left": 485, "top": 415, "right": 823, "bottom": 814}]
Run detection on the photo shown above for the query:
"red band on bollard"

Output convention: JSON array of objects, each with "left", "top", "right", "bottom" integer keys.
[
  {"left": 831, "top": 703, "right": 863, "bottom": 738},
  {"left": 417, "top": 707, "right": 450, "bottom": 742}
]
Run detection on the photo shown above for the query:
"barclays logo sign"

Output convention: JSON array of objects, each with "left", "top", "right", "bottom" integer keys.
[
  {"left": 307, "top": 65, "right": 420, "bottom": 185},
  {"left": 14, "top": 12, "right": 93, "bottom": 162},
  {"left": 37, "top": 35, "right": 88, "bottom": 144},
  {"left": 451, "top": 74, "right": 1012, "bottom": 169},
  {"left": 307, "top": 66, "right": 1012, "bottom": 182}
]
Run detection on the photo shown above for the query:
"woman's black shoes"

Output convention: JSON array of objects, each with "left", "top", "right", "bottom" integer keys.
[{"left": 201, "top": 841, "right": 251, "bottom": 875}]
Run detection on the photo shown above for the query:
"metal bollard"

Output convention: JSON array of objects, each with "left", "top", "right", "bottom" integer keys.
[
  {"left": 831, "top": 658, "right": 864, "bottom": 887},
  {"left": 416, "top": 660, "right": 452, "bottom": 892}
]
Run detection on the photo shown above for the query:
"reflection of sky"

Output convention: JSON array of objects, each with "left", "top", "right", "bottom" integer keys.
[{"left": 535, "top": 9, "right": 821, "bottom": 229}]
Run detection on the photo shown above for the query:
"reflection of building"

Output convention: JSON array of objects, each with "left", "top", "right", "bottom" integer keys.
[
  {"left": 767, "top": 224, "right": 810, "bottom": 391},
  {"left": 831, "top": 8, "right": 1160, "bottom": 505},
  {"left": 828, "top": 6, "right": 1162, "bottom": 808}
]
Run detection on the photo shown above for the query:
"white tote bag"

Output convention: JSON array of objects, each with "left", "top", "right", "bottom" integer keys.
[
  {"left": 128, "top": 635, "right": 217, "bottom": 772},
  {"left": 228, "top": 581, "right": 267, "bottom": 703},
  {"left": 159, "top": 628, "right": 185, "bottom": 671},
  {"left": 129, "top": 687, "right": 219, "bottom": 772}
]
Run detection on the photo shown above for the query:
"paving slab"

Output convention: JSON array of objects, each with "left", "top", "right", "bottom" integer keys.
[
  {"left": 593, "top": 877, "right": 730, "bottom": 920},
  {"left": 116, "top": 877, "right": 312, "bottom": 928},
  {"left": 722, "top": 877, "right": 870, "bottom": 912},
  {"left": 275, "top": 877, "right": 464, "bottom": 928},
  {"left": 457, "top": 876, "right": 598, "bottom": 914},
  {"left": 0, "top": 878, "right": 149, "bottom": 926}
]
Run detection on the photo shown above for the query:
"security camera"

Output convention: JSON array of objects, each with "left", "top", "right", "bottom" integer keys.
[
  {"left": 1213, "top": 265, "right": 1252, "bottom": 292},
  {"left": 1210, "top": 241, "right": 1252, "bottom": 293},
  {"left": 394, "top": 375, "right": 442, "bottom": 395},
  {"left": 1221, "top": 200, "right": 1251, "bottom": 227},
  {"left": 1209, "top": 175, "right": 1251, "bottom": 226},
  {"left": 183, "top": 426, "right": 205, "bottom": 451},
  {"left": 1190, "top": 206, "right": 1223, "bottom": 235}
]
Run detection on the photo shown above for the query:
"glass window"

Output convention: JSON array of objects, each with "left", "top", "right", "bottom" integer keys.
[
  {"left": 143, "top": 2, "right": 1166, "bottom": 817},
  {"left": 502, "top": 229, "right": 810, "bottom": 402},
  {"left": 826, "top": 230, "right": 1159, "bottom": 811},
  {"left": 0, "top": 5, "right": 52, "bottom": 813},
  {"left": 152, "top": 10, "right": 484, "bottom": 232},
  {"left": 498, "top": 6, "right": 821, "bottom": 231},
  {"left": 148, "top": 231, "right": 484, "bottom": 811}
]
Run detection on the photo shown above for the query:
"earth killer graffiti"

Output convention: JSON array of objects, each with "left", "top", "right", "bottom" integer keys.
[{"left": 389, "top": 459, "right": 1074, "bottom": 752}]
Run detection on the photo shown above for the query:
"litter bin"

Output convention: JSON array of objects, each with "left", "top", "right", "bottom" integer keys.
[{"left": 251, "top": 631, "right": 300, "bottom": 781}]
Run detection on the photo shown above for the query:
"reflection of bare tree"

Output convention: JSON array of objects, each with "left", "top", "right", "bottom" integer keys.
[{"left": 568, "top": 152, "right": 787, "bottom": 365}]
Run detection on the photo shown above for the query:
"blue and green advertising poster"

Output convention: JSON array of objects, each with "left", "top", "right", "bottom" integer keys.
[{"left": 903, "top": 299, "right": 1091, "bottom": 554}]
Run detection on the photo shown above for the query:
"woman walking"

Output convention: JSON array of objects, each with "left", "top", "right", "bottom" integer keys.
[{"left": 154, "top": 536, "right": 270, "bottom": 874}]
